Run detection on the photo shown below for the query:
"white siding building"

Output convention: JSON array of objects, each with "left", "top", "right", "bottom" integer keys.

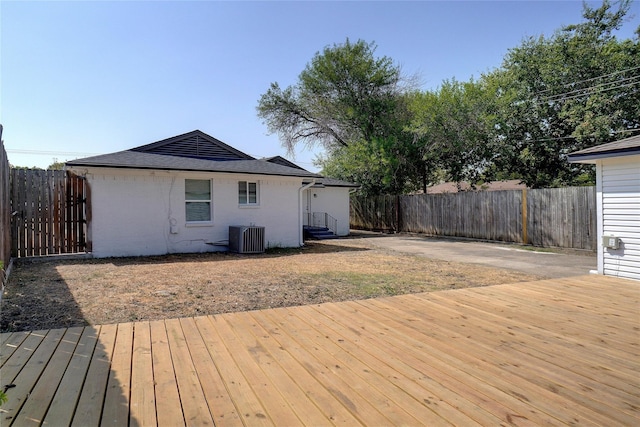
[{"left": 569, "top": 135, "right": 640, "bottom": 280}]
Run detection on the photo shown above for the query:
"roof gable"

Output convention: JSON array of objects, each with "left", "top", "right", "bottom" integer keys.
[
  {"left": 264, "top": 156, "right": 307, "bottom": 170},
  {"left": 131, "top": 130, "right": 254, "bottom": 161},
  {"left": 66, "top": 130, "right": 326, "bottom": 178}
]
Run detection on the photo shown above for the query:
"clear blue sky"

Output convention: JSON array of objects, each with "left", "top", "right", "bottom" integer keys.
[{"left": 2, "top": 1, "right": 638, "bottom": 171}]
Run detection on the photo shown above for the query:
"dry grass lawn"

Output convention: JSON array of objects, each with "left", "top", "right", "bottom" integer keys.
[{"left": 1, "top": 237, "right": 542, "bottom": 332}]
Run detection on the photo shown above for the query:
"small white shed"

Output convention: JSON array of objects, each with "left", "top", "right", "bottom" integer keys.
[{"left": 569, "top": 135, "right": 640, "bottom": 280}]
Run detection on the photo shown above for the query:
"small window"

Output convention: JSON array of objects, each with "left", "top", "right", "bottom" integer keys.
[
  {"left": 185, "top": 179, "right": 211, "bottom": 222},
  {"left": 238, "top": 181, "right": 259, "bottom": 205}
]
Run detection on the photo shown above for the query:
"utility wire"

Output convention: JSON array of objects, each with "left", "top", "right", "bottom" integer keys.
[
  {"left": 533, "top": 65, "right": 640, "bottom": 96},
  {"left": 6, "top": 149, "right": 102, "bottom": 157},
  {"left": 536, "top": 77, "right": 640, "bottom": 104},
  {"left": 539, "top": 74, "right": 640, "bottom": 102},
  {"left": 505, "top": 127, "right": 640, "bottom": 145}
]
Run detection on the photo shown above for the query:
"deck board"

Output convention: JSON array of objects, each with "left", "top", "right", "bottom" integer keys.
[
  {"left": 297, "top": 303, "right": 491, "bottom": 426},
  {"left": 12, "top": 327, "right": 84, "bottom": 427},
  {"left": 193, "top": 316, "right": 270, "bottom": 427},
  {"left": 178, "top": 317, "right": 241, "bottom": 427},
  {"left": 148, "top": 320, "right": 186, "bottom": 427},
  {"left": 0, "top": 332, "right": 31, "bottom": 368},
  {"left": 101, "top": 322, "right": 133, "bottom": 426},
  {"left": 344, "top": 301, "right": 609, "bottom": 426},
  {"left": 164, "top": 318, "right": 215, "bottom": 427},
  {"left": 70, "top": 324, "right": 116, "bottom": 427},
  {"left": 380, "top": 294, "right": 638, "bottom": 425},
  {"left": 274, "top": 305, "right": 429, "bottom": 426},
  {"left": 245, "top": 310, "right": 363, "bottom": 426},
  {"left": 1, "top": 275, "right": 638, "bottom": 426},
  {"left": 130, "top": 322, "right": 156, "bottom": 427},
  {"left": 1, "top": 329, "right": 66, "bottom": 423},
  {"left": 327, "top": 298, "right": 564, "bottom": 425},
  {"left": 259, "top": 308, "right": 395, "bottom": 426},
  {"left": 43, "top": 326, "right": 100, "bottom": 426},
  {"left": 226, "top": 311, "right": 331, "bottom": 426}
]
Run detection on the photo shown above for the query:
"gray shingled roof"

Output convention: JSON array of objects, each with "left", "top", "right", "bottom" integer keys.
[
  {"left": 568, "top": 134, "right": 640, "bottom": 162},
  {"left": 66, "top": 130, "right": 321, "bottom": 178},
  {"left": 314, "top": 177, "right": 361, "bottom": 188},
  {"left": 263, "top": 156, "right": 306, "bottom": 170},
  {"left": 67, "top": 150, "right": 321, "bottom": 178},
  {"left": 264, "top": 156, "right": 359, "bottom": 188}
]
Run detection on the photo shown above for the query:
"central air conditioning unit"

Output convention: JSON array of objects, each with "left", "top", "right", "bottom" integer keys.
[{"left": 229, "top": 225, "right": 265, "bottom": 254}]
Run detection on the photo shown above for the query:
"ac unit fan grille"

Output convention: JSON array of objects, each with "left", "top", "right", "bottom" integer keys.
[{"left": 229, "top": 226, "right": 265, "bottom": 254}]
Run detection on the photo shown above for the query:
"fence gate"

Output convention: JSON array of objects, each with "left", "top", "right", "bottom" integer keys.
[{"left": 10, "top": 169, "right": 89, "bottom": 257}]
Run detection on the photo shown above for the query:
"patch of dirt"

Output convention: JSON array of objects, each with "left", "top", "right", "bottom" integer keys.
[{"left": 1, "top": 238, "right": 542, "bottom": 332}]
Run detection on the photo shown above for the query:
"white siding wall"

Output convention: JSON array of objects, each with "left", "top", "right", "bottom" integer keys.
[
  {"left": 81, "top": 168, "right": 302, "bottom": 257},
  {"left": 307, "top": 187, "right": 352, "bottom": 236},
  {"left": 599, "top": 155, "right": 640, "bottom": 280}
]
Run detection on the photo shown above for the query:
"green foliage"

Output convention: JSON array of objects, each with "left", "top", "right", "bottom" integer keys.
[
  {"left": 47, "top": 158, "right": 65, "bottom": 170},
  {"left": 10, "top": 158, "right": 64, "bottom": 171},
  {"left": 9, "top": 165, "right": 44, "bottom": 170},
  {"left": 0, "top": 390, "right": 6, "bottom": 406},
  {"left": 486, "top": 0, "right": 638, "bottom": 187},
  {"left": 257, "top": 1, "right": 638, "bottom": 193},
  {"left": 406, "top": 79, "right": 497, "bottom": 189},
  {"left": 257, "top": 39, "right": 406, "bottom": 154},
  {"left": 258, "top": 39, "right": 420, "bottom": 195},
  {"left": 317, "top": 134, "right": 418, "bottom": 196}
]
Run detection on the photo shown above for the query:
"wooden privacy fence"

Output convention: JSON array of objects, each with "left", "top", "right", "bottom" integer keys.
[
  {"left": 351, "top": 187, "right": 597, "bottom": 251},
  {"left": 1, "top": 129, "right": 11, "bottom": 274},
  {"left": 10, "top": 169, "right": 89, "bottom": 257}
]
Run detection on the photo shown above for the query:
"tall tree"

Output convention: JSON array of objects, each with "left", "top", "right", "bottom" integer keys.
[
  {"left": 488, "top": 0, "right": 639, "bottom": 187},
  {"left": 407, "top": 79, "right": 496, "bottom": 191},
  {"left": 257, "top": 39, "right": 418, "bottom": 194},
  {"left": 257, "top": 39, "right": 407, "bottom": 153}
]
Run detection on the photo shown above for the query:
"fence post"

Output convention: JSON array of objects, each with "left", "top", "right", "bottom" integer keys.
[
  {"left": 395, "top": 195, "right": 400, "bottom": 232},
  {"left": 522, "top": 189, "right": 528, "bottom": 244}
]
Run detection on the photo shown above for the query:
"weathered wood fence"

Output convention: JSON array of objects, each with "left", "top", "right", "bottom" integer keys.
[
  {"left": 1, "top": 127, "right": 11, "bottom": 275},
  {"left": 10, "top": 169, "right": 89, "bottom": 257},
  {"left": 351, "top": 187, "right": 597, "bottom": 250}
]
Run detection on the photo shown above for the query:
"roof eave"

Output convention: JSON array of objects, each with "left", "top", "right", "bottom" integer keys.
[
  {"left": 65, "top": 162, "right": 320, "bottom": 178},
  {"left": 568, "top": 148, "right": 640, "bottom": 163}
]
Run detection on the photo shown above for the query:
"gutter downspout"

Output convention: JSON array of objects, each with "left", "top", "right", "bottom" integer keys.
[{"left": 299, "top": 180, "right": 316, "bottom": 246}]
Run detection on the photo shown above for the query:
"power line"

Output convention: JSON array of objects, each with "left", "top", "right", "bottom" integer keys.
[
  {"left": 6, "top": 149, "right": 102, "bottom": 157},
  {"left": 506, "top": 127, "right": 640, "bottom": 145},
  {"left": 540, "top": 74, "right": 640, "bottom": 103},
  {"left": 534, "top": 79, "right": 639, "bottom": 105},
  {"left": 534, "top": 65, "right": 640, "bottom": 96}
]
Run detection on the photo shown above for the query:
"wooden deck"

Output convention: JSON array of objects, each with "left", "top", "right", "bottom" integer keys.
[{"left": 1, "top": 275, "right": 638, "bottom": 426}]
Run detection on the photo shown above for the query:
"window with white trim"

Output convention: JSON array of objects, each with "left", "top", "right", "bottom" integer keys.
[
  {"left": 238, "top": 181, "right": 259, "bottom": 205},
  {"left": 185, "top": 179, "right": 212, "bottom": 222}
]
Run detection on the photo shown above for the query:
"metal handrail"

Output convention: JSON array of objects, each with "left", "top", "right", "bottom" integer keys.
[{"left": 310, "top": 212, "right": 337, "bottom": 235}]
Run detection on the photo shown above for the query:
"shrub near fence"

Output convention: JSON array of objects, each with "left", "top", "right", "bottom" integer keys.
[{"left": 350, "top": 186, "right": 597, "bottom": 251}]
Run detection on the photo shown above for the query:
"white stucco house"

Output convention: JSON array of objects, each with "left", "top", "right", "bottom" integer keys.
[
  {"left": 66, "top": 130, "right": 358, "bottom": 258},
  {"left": 568, "top": 134, "right": 640, "bottom": 280}
]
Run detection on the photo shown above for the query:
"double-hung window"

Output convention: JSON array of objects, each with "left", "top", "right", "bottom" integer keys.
[
  {"left": 185, "top": 179, "right": 212, "bottom": 222},
  {"left": 238, "top": 181, "right": 258, "bottom": 206}
]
